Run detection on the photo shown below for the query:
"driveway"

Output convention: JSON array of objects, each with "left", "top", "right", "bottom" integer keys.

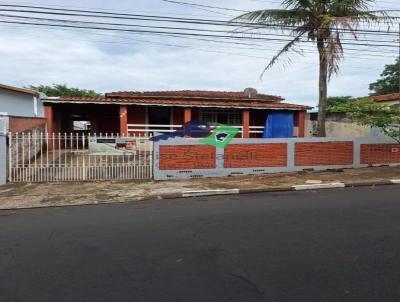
[{"left": 1, "top": 186, "right": 400, "bottom": 302}]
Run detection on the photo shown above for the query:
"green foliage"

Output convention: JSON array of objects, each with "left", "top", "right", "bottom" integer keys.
[
  {"left": 369, "top": 59, "right": 400, "bottom": 96},
  {"left": 27, "top": 84, "right": 103, "bottom": 97},
  {"left": 335, "top": 98, "right": 400, "bottom": 142},
  {"left": 326, "top": 96, "right": 354, "bottom": 112}
]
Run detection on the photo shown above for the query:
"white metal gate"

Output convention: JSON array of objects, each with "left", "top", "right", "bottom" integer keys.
[{"left": 8, "top": 132, "right": 153, "bottom": 182}]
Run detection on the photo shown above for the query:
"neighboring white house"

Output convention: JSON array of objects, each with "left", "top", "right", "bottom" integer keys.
[
  {"left": 0, "top": 83, "right": 44, "bottom": 118},
  {"left": 0, "top": 84, "right": 46, "bottom": 134}
]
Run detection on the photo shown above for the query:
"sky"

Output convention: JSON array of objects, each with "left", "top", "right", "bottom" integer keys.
[{"left": 0, "top": 0, "right": 398, "bottom": 107}]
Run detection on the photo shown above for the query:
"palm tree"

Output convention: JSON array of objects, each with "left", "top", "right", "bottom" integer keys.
[{"left": 233, "top": 0, "right": 392, "bottom": 136}]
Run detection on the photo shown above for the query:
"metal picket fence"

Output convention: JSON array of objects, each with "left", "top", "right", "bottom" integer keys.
[{"left": 8, "top": 132, "right": 153, "bottom": 182}]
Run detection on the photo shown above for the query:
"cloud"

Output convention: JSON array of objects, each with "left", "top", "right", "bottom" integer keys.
[{"left": 0, "top": 0, "right": 397, "bottom": 108}]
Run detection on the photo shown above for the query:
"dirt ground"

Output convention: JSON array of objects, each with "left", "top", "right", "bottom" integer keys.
[{"left": 0, "top": 166, "right": 399, "bottom": 210}]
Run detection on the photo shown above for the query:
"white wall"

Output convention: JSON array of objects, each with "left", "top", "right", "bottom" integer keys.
[
  {"left": 0, "top": 88, "right": 44, "bottom": 118},
  {"left": 305, "top": 113, "right": 371, "bottom": 138}
]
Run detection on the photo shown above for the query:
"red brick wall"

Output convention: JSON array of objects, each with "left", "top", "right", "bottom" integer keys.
[
  {"left": 127, "top": 105, "right": 146, "bottom": 135},
  {"left": 173, "top": 107, "right": 184, "bottom": 125},
  {"left": 361, "top": 144, "right": 400, "bottom": 164},
  {"left": 295, "top": 142, "right": 354, "bottom": 166},
  {"left": 8, "top": 116, "right": 46, "bottom": 133},
  {"left": 127, "top": 105, "right": 146, "bottom": 124},
  {"left": 294, "top": 111, "right": 305, "bottom": 137},
  {"left": 44, "top": 105, "right": 53, "bottom": 133},
  {"left": 159, "top": 145, "right": 216, "bottom": 170},
  {"left": 224, "top": 143, "right": 287, "bottom": 168}
]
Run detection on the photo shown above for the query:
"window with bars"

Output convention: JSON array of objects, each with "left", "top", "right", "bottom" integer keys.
[{"left": 199, "top": 109, "right": 242, "bottom": 125}]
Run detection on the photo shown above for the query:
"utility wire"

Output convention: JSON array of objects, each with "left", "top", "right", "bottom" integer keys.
[
  {"left": 0, "top": 4, "right": 398, "bottom": 36},
  {"left": 1, "top": 21, "right": 395, "bottom": 57},
  {"left": 0, "top": 19, "right": 397, "bottom": 48},
  {"left": 1, "top": 13, "right": 396, "bottom": 45},
  {"left": 161, "top": 0, "right": 248, "bottom": 13},
  {"left": 162, "top": 0, "right": 400, "bottom": 19}
]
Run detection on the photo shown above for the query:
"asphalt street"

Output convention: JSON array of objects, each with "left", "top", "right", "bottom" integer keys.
[{"left": 1, "top": 185, "right": 400, "bottom": 302}]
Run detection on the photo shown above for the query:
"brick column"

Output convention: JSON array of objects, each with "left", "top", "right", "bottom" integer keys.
[
  {"left": 119, "top": 105, "right": 128, "bottom": 136},
  {"left": 297, "top": 111, "right": 306, "bottom": 137},
  {"left": 184, "top": 107, "right": 192, "bottom": 123},
  {"left": 44, "top": 105, "right": 53, "bottom": 134},
  {"left": 242, "top": 109, "right": 250, "bottom": 138}
]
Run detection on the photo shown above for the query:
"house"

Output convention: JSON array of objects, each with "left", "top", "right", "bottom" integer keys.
[
  {"left": 370, "top": 93, "right": 400, "bottom": 109},
  {"left": 0, "top": 83, "right": 43, "bottom": 117},
  {"left": 304, "top": 93, "right": 400, "bottom": 138},
  {"left": 0, "top": 84, "right": 46, "bottom": 133},
  {"left": 42, "top": 88, "right": 310, "bottom": 138},
  {"left": 305, "top": 111, "right": 372, "bottom": 137}
]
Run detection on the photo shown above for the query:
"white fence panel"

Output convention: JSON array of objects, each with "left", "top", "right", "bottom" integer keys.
[{"left": 8, "top": 133, "right": 153, "bottom": 182}]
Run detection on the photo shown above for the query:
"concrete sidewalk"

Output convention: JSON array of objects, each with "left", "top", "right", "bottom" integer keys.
[{"left": 0, "top": 166, "right": 399, "bottom": 210}]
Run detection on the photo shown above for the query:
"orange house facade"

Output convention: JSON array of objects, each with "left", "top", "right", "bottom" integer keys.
[{"left": 43, "top": 89, "right": 310, "bottom": 138}]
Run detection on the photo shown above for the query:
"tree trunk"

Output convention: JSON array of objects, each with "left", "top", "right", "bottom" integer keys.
[{"left": 317, "top": 40, "right": 328, "bottom": 137}]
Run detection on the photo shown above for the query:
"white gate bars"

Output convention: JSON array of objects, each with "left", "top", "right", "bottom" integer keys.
[{"left": 8, "top": 132, "right": 153, "bottom": 182}]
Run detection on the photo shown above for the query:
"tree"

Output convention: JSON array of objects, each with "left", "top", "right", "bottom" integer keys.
[
  {"left": 27, "top": 84, "right": 103, "bottom": 97},
  {"left": 326, "top": 96, "right": 354, "bottom": 112},
  {"left": 369, "top": 59, "right": 400, "bottom": 96},
  {"left": 335, "top": 98, "right": 400, "bottom": 142},
  {"left": 233, "top": 0, "right": 392, "bottom": 136}
]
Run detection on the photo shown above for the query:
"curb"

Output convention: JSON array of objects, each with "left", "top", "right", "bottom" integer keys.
[
  {"left": 293, "top": 183, "right": 345, "bottom": 191},
  {"left": 1, "top": 179, "right": 399, "bottom": 211},
  {"left": 345, "top": 180, "right": 393, "bottom": 187},
  {"left": 182, "top": 189, "right": 239, "bottom": 198},
  {"left": 170, "top": 179, "right": 400, "bottom": 200}
]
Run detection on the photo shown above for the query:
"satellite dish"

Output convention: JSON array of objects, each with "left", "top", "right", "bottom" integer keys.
[{"left": 244, "top": 88, "right": 258, "bottom": 98}]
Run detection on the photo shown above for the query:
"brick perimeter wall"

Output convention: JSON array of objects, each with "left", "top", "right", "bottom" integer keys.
[
  {"left": 155, "top": 139, "right": 400, "bottom": 180},
  {"left": 361, "top": 144, "right": 400, "bottom": 164},
  {"left": 224, "top": 143, "right": 287, "bottom": 168},
  {"left": 9, "top": 116, "right": 46, "bottom": 133},
  {"left": 159, "top": 145, "right": 216, "bottom": 170},
  {"left": 295, "top": 141, "right": 354, "bottom": 166}
]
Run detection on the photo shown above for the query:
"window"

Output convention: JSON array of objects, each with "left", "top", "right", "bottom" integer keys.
[{"left": 199, "top": 109, "right": 242, "bottom": 125}]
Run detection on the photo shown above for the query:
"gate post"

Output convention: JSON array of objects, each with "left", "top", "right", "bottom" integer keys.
[{"left": 0, "top": 134, "right": 6, "bottom": 185}]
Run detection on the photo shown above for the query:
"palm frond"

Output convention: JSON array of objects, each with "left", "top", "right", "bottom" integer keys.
[
  {"left": 260, "top": 31, "right": 306, "bottom": 78},
  {"left": 231, "top": 0, "right": 393, "bottom": 81},
  {"left": 282, "top": 0, "right": 313, "bottom": 10},
  {"left": 232, "top": 9, "right": 310, "bottom": 26},
  {"left": 325, "top": 31, "right": 343, "bottom": 79}
]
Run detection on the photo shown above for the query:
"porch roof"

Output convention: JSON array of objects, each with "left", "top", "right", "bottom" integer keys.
[{"left": 43, "top": 96, "right": 311, "bottom": 110}]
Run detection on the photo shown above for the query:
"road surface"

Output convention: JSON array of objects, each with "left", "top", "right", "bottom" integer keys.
[{"left": 1, "top": 186, "right": 400, "bottom": 302}]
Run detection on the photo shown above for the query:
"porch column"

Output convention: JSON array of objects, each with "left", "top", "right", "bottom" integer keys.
[
  {"left": 184, "top": 107, "right": 192, "bottom": 123},
  {"left": 44, "top": 105, "right": 53, "bottom": 134},
  {"left": 119, "top": 105, "right": 128, "bottom": 136},
  {"left": 296, "top": 111, "right": 306, "bottom": 137},
  {"left": 242, "top": 109, "right": 250, "bottom": 138}
]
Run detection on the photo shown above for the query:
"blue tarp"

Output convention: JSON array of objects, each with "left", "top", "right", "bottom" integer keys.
[{"left": 263, "top": 111, "right": 294, "bottom": 138}]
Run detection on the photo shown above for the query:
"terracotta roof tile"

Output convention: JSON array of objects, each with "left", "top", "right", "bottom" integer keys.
[
  {"left": 105, "top": 90, "right": 284, "bottom": 101},
  {"left": 45, "top": 96, "right": 310, "bottom": 110},
  {"left": 0, "top": 83, "right": 39, "bottom": 96},
  {"left": 370, "top": 93, "right": 400, "bottom": 102}
]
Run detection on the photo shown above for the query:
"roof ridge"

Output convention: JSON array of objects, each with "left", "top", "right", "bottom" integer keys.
[
  {"left": 0, "top": 83, "right": 39, "bottom": 96},
  {"left": 45, "top": 96, "right": 311, "bottom": 110},
  {"left": 105, "top": 90, "right": 284, "bottom": 101}
]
